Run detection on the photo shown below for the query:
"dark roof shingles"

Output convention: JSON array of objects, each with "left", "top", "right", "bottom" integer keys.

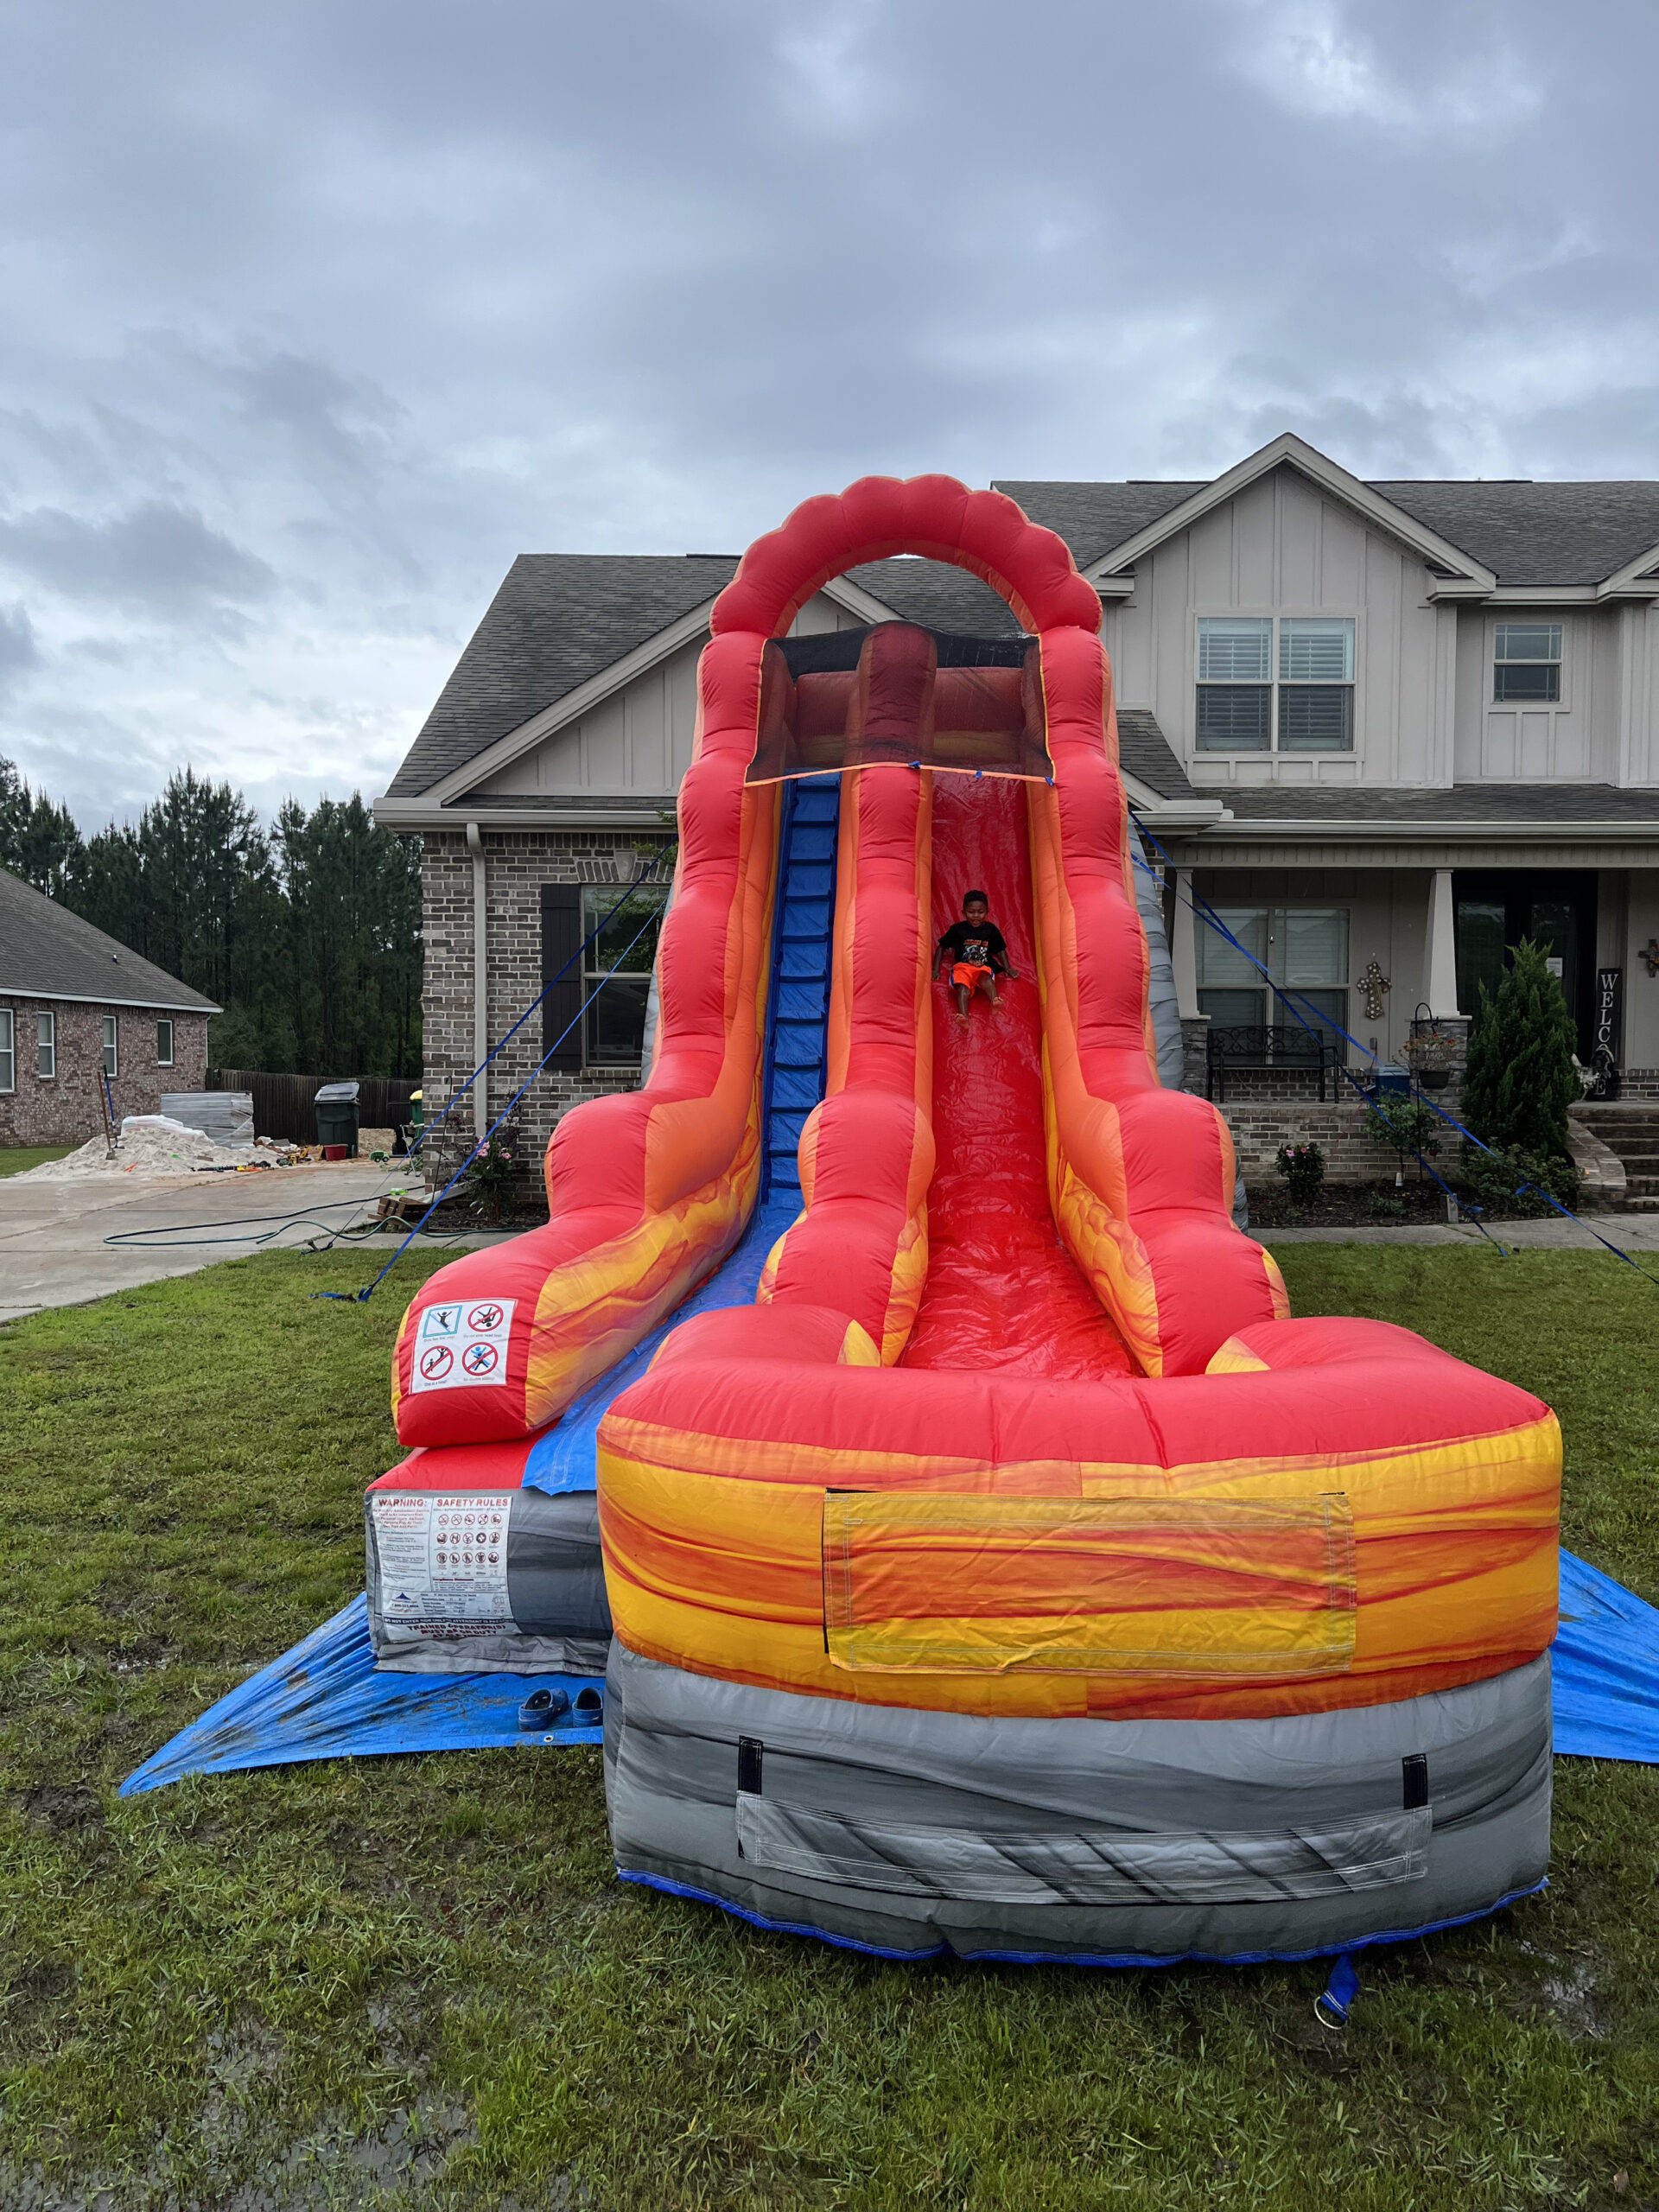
[
  {"left": 387, "top": 555, "right": 738, "bottom": 798},
  {"left": 1370, "top": 481, "right": 1659, "bottom": 587},
  {"left": 992, "top": 481, "right": 1204, "bottom": 570},
  {"left": 0, "top": 868, "right": 219, "bottom": 1010},
  {"left": 1217, "top": 783, "right": 1659, "bottom": 824},
  {"left": 1001, "top": 474, "right": 1659, "bottom": 588},
  {"left": 1115, "top": 709, "right": 1195, "bottom": 800}
]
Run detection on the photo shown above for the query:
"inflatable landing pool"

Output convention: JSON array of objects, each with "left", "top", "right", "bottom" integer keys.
[{"left": 366, "top": 476, "right": 1559, "bottom": 1965}]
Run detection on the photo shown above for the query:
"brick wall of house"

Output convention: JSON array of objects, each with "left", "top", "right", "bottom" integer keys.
[
  {"left": 0, "top": 998, "right": 208, "bottom": 1146},
  {"left": 419, "top": 828, "right": 676, "bottom": 1190},
  {"left": 1218, "top": 1101, "right": 1428, "bottom": 1186}
]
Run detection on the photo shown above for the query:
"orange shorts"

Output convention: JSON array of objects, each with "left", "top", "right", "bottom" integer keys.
[{"left": 950, "top": 963, "right": 995, "bottom": 989}]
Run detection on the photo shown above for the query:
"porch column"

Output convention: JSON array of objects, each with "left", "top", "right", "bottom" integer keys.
[
  {"left": 1425, "top": 868, "right": 1465, "bottom": 1019},
  {"left": 1170, "top": 869, "right": 1200, "bottom": 1018},
  {"left": 1169, "top": 868, "right": 1210, "bottom": 1094}
]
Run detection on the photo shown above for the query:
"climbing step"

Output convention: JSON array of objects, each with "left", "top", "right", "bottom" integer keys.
[{"left": 762, "top": 775, "right": 839, "bottom": 1201}]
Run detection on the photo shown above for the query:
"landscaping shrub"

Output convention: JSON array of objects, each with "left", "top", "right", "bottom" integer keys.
[
  {"left": 1459, "top": 1141, "right": 1582, "bottom": 1220},
  {"left": 1361, "top": 1096, "right": 1443, "bottom": 1181},
  {"left": 1274, "top": 1141, "right": 1325, "bottom": 1204},
  {"left": 1461, "top": 937, "right": 1580, "bottom": 1159},
  {"left": 464, "top": 1129, "right": 519, "bottom": 1222}
]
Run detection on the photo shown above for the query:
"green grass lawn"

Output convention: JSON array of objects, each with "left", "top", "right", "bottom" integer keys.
[
  {"left": 3, "top": 1245, "right": 1657, "bottom": 2211},
  {"left": 0, "top": 1143, "right": 74, "bottom": 1176}
]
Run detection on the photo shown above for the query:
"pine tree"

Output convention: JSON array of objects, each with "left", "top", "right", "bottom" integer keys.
[
  {"left": 3, "top": 749, "right": 420, "bottom": 1080},
  {"left": 1460, "top": 938, "right": 1580, "bottom": 1159},
  {"left": 0, "top": 755, "right": 84, "bottom": 895}
]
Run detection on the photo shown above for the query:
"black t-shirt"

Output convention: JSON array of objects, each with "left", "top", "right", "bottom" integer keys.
[{"left": 938, "top": 919, "right": 1007, "bottom": 971}]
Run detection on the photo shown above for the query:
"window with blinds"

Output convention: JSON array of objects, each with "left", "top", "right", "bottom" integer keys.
[
  {"left": 1197, "top": 616, "right": 1355, "bottom": 753},
  {"left": 1493, "top": 623, "right": 1561, "bottom": 703},
  {"left": 1196, "top": 906, "right": 1350, "bottom": 1055}
]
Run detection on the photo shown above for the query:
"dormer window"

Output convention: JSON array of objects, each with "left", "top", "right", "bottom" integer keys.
[
  {"left": 1197, "top": 616, "right": 1355, "bottom": 752},
  {"left": 1493, "top": 623, "right": 1561, "bottom": 702}
]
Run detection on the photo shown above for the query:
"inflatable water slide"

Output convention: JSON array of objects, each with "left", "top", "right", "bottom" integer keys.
[{"left": 366, "top": 477, "right": 1560, "bottom": 1965}]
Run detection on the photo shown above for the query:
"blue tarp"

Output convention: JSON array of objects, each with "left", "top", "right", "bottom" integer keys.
[
  {"left": 118, "top": 1595, "right": 602, "bottom": 1796},
  {"left": 122, "top": 1550, "right": 1659, "bottom": 1796},
  {"left": 1554, "top": 1549, "right": 1659, "bottom": 1762}
]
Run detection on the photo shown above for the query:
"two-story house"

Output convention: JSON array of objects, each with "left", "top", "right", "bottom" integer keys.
[{"left": 374, "top": 434, "right": 1659, "bottom": 1177}]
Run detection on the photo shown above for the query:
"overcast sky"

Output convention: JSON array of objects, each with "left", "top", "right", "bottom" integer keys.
[{"left": 1, "top": 0, "right": 1655, "bottom": 830}]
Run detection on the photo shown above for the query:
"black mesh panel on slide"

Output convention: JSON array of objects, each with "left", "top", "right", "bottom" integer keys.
[{"left": 747, "top": 622, "right": 1052, "bottom": 785}]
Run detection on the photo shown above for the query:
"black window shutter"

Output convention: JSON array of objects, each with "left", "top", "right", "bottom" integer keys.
[{"left": 540, "top": 885, "right": 584, "bottom": 1071}]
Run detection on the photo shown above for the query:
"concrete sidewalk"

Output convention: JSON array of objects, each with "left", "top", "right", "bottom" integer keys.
[
  {"left": 0, "top": 1160, "right": 503, "bottom": 1323},
  {"left": 1260, "top": 1211, "right": 1659, "bottom": 1249}
]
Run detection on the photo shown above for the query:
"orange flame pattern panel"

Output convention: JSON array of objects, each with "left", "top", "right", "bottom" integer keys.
[{"left": 821, "top": 1492, "right": 1357, "bottom": 1676}]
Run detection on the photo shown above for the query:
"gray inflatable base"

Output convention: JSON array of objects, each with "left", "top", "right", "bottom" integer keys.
[
  {"left": 365, "top": 1484, "right": 612, "bottom": 1677},
  {"left": 604, "top": 1643, "right": 1550, "bottom": 1963}
]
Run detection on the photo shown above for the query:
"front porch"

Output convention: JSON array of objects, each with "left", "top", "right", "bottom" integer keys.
[{"left": 1159, "top": 847, "right": 1659, "bottom": 1107}]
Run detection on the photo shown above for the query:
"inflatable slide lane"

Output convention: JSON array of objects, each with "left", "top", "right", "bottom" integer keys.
[{"left": 594, "top": 478, "right": 1560, "bottom": 1966}]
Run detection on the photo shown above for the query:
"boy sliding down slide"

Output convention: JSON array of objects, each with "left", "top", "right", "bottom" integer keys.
[{"left": 934, "top": 888, "right": 1020, "bottom": 1027}]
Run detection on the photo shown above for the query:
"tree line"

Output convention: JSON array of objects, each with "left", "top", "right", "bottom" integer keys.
[{"left": 0, "top": 755, "right": 422, "bottom": 1080}]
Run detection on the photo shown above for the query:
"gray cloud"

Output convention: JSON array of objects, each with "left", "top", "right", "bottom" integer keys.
[
  {"left": 0, "top": 599, "right": 38, "bottom": 696},
  {"left": 0, "top": 500, "right": 274, "bottom": 618},
  {"left": 0, "top": 0, "right": 1653, "bottom": 828}
]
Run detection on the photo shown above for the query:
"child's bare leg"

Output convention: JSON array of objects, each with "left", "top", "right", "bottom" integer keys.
[
  {"left": 980, "top": 973, "right": 1003, "bottom": 1013},
  {"left": 953, "top": 983, "right": 970, "bottom": 1026}
]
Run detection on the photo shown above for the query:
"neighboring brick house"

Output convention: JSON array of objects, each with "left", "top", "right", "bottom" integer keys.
[
  {"left": 375, "top": 433, "right": 1659, "bottom": 1182},
  {"left": 0, "top": 868, "right": 217, "bottom": 1145}
]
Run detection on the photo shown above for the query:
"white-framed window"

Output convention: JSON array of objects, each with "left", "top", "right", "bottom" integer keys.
[
  {"left": 102, "top": 1014, "right": 118, "bottom": 1077},
  {"left": 0, "top": 1009, "right": 13, "bottom": 1093},
  {"left": 1197, "top": 906, "right": 1351, "bottom": 1058},
  {"left": 36, "top": 1010, "right": 55, "bottom": 1079},
  {"left": 1197, "top": 616, "right": 1356, "bottom": 753},
  {"left": 581, "top": 882, "right": 668, "bottom": 1066},
  {"left": 1493, "top": 622, "right": 1561, "bottom": 703},
  {"left": 156, "top": 1019, "right": 174, "bottom": 1066}
]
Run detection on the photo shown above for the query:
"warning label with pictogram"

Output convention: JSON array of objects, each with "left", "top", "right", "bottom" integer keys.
[
  {"left": 409, "top": 1297, "right": 517, "bottom": 1393},
  {"left": 372, "top": 1491, "right": 513, "bottom": 1628}
]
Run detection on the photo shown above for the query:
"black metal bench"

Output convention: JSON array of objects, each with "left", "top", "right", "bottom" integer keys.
[{"left": 1205, "top": 1024, "right": 1339, "bottom": 1103}]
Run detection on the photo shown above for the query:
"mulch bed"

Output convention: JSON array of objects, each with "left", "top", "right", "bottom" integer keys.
[{"left": 1244, "top": 1180, "right": 1461, "bottom": 1229}]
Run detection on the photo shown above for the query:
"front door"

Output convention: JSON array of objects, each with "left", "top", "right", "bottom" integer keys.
[{"left": 1452, "top": 870, "right": 1597, "bottom": 1052}]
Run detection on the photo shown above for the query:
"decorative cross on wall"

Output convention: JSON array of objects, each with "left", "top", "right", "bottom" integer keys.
[
  {"left": 1357, "top": 959, "right": 1391, "bottom": 1022},
  {"left": 1641, "top": 939, "right": 1659, "bottom": 980}
]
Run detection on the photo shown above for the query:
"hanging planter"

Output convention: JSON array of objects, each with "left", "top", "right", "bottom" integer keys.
[{"left": 1402, "top": 1004, "right": 1459, "bottom": 1093}]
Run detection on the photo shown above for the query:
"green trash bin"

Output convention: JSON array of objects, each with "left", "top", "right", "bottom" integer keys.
[{"left": 315, "top": 1080, "right": 360, "bottom": 1159}]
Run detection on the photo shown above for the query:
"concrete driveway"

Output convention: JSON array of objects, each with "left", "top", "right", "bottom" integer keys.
[{"left": 0, "top": 1160, "right": 432, "bottom": 1324}]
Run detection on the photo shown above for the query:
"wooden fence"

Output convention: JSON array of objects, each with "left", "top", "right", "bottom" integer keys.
[{"left": 207, "top": 1069, "right": 416, "bottom": 1144}]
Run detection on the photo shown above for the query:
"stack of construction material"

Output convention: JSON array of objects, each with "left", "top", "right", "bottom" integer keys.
[{"left": 161, "top": 1091, "right": 254, "bottom": 1145}]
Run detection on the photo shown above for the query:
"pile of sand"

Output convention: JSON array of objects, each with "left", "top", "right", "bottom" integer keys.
[{"left": 22, "top": 1116, "right": 259, "bottom": 1179}]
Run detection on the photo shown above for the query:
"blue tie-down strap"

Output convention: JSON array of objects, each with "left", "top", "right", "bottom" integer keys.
[
  {"left": 1314, "top": 1953, "right": 1362, "bottom": 2030},
  {"left": 520, "top": 1198, "right": 801, "bottom": 1497},
  {"left": 118, "top": 1595, "right": 604, "bottom": 1796}
]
